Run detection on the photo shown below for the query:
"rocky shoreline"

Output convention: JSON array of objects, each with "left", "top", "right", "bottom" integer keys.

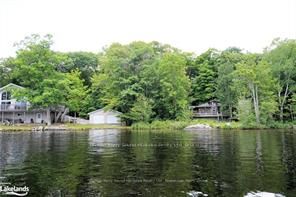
[{"left": 184, "top": 124, "right": 213, "bottom": 130}]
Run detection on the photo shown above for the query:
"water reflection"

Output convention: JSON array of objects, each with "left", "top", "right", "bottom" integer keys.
[
  {"left": 0, "top": 129, "right": 295, "bottom": 196},
  {"left": 0, "top": 132, "right": 31, "bottom": 182},
  {"left": 89, "top": 129, "right": 120, "bottom": 154}
]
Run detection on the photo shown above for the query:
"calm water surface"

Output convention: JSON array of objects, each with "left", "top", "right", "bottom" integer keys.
[{"left": 0, "top": 129, "right": 295, "bottom": 197}]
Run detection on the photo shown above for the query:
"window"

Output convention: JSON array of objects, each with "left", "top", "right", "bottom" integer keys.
[
  {"left": 1, "top": 101, "right": 11, "bottom": 110},
  {"left": 37, "top": 113, "right": 41, "bottom": 119},
  {"left": 1, "top": 91, "right": 11, "bottom": 100}
]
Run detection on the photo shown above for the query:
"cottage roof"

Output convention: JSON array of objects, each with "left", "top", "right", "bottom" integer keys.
[
  {"left": 88, "top": 108, "right": 122, "bottom": 115},
  {"left": 192, "top": 101, "right": 221, "bottom": 108},
  {"left": 0, "top": 83, "right": 24, "bottom": 91},
  {"left": 197, "top": 103, "right": 212, "bottom": 107}
]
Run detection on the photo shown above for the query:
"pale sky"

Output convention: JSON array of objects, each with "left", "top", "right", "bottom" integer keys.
[{"left": 0, "top": 0, "right": 295, "bottom": 58}]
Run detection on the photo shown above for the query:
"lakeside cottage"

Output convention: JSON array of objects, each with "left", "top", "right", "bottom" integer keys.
[
  {"left": 63, "top": 109, "right": 122, "bottom": 125},
  {"left": 0, "top": 83, "right": 51, "bottom": 124},
  {"left": 88, "top": 109, "right": 121, "bottom": 124},
  {"left": 190, "top": 100, "right": 227, "bottom": 120},
  {"left": 0, "top": 83, "right": 122, "bottom": 125}
]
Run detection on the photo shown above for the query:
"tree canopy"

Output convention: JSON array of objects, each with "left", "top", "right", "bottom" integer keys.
[{"left": 2, "top": 35, "right": 296, "bottom": 125}]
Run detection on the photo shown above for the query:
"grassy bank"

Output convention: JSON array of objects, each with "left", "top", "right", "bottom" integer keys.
[
  {"left": 0, "top": 124, "right": 37, "bottom": 131},
  {"left": 65, "top": 123, "right": 129, "bottom": 130},
  {"left": 131, "top": 120, "right": 296, "bottom": 130}
]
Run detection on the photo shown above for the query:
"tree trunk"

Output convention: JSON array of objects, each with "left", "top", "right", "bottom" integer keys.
[
  {"left": 47, "top": 108, "right": 51, "bottom": 125},
  {"left": 251, "top": 83, "right": 260, "bottom": 124},
  {"left": 255, "top": 85, "right": 260, "bottom": 123},
  {"left": 278, "top": 84, "right": 289, "bottom": 121},
  {"left": 55, "top": 111, "right": 63, "bottom": 123},
  {"left": 61, "top": 108, "right": 69, "bottom": 123},
  {"left": 280, "top": 105, "right": 284, "bottom": 122}
]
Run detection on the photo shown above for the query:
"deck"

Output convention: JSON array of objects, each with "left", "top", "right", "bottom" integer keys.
[
  {"left": 0, "top": 104, "right": 28, "bottom": 112},
  {"left": 192, "top": 112, "right": 224, "bottom": 118}
]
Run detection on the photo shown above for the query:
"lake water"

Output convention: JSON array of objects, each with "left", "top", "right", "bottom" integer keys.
[{"left": 0, "top": 129, "right": 295, "bottom": 197}]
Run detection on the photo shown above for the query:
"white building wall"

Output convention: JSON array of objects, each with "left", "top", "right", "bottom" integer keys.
[
  {"left": 89, "top": 110, "right": 121, "bottom": 125},
  {"left": 0, "top": 111, "right": 47, "bottom": 124}
]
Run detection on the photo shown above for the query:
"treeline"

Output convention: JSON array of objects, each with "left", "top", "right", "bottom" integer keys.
[{"left": 0, "top": 35, "right": 295, "bottom": 126}]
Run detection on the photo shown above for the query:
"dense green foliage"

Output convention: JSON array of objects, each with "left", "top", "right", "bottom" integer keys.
[
  {"left": 190, "top": 49, "right": 219, "bottom": 105},
  {"left": 233, "top": 55, "right": 277, "bottom": 125},
  {"left": 90, "top": 42, "right": 189, "bottom": 124},
  {"left": 1, "top": 34, "right": 295, "bottom": 126}
]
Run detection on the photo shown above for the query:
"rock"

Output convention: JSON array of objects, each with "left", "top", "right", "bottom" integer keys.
[
  {"left": 38, "top": 126, "right": 44, "bottom": 131},
  {"left": 32, "top": 126, "right": 45, "bottom": 132},
  {"left": 244, "top": 191, "right": 285, "bottom": 197},
  {"left": 187, "top": 190, "right": 208, "bottom": 197},
  {"left": 184, "top": 124, "right": 212, "bottom": 130}
]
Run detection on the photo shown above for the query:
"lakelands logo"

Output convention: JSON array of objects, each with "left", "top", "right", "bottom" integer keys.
[
  {"left": 0, "top": 185, "right": 29, "bottom": 196},
  {"left": 0, "top": 177, "right": 29, "bottom": 197}
]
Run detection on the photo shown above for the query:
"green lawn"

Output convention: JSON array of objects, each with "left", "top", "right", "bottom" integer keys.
[{"left": 0, "top": 123, "right": 129, "bottom": 131}]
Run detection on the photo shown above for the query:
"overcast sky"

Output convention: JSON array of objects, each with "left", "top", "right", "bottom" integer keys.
[{"left": 0, "top": 0, "right": 295, "bottom": 58}]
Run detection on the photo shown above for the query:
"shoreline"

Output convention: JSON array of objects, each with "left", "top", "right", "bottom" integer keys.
[
  {"left": 130, "top": 120, "right": 296, "bottom": 130},
  {"left": 0, "top": 124, "right": 130, "bottom": 132},
  {"left": 1, "top": 120, "right": 295, "bottom": 131}
]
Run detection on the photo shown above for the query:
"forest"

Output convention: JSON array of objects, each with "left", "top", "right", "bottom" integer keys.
[{"left": 0, "top": 34, "right": 295, "bottom": 127}]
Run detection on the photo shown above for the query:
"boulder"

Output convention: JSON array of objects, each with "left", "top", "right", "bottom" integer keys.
[
  {"left": 184, "top": 124, "right": 212, "bottom": 130},
  {"left": 187, "top": 190, "right": 208, "bottom": 197},
  {"left": 32, "top": 126, "right": 45, "bottom": 132},
  {"left": 244, "top": 191, "right": 285, "bottom": 197}
]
